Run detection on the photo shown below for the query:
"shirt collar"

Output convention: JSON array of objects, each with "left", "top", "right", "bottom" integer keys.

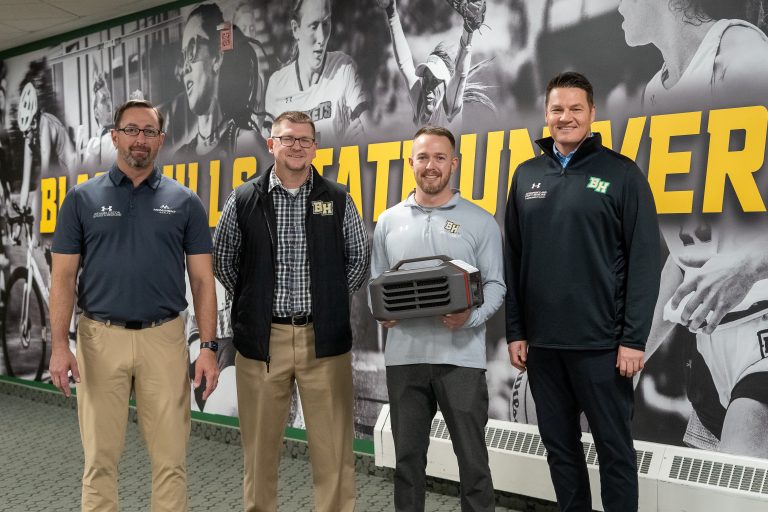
[
  {"left": 404, "top": 190, "right": 461, "bottom": 210},
  {"left": 108, "top": 164, "right": 162, "bottom": 190},
  {"left": 553, "top": 133, "right": 593, "bottom": 169},
  {"left": 268, "top": 167, "right": 313, "bottom": 193}
]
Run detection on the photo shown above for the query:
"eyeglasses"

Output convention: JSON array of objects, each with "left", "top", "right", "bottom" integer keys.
[
  {"left": 182, "top": 35, "right": 212, "bottom": 67},
  {"left": 271, "top": 135, "right": 315, "bottom": 148},
  {"left": 116, "top": 127, "right": 162, "bottom": 138}
]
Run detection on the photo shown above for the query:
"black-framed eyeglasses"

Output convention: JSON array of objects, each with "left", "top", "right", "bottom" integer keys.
[
  {"left": 182, "top": 35, "right": 212, "bottom": 67},
  {"left": 271, "top": 135, "right": 315, "bottom": 148},
  {"left": 116, "top": 127, "right": 162, "bottom": 138}
]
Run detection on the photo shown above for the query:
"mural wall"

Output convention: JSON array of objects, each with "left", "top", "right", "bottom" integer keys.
[{"left": 1, "top": 0, "right": 768, "bottom": 459}]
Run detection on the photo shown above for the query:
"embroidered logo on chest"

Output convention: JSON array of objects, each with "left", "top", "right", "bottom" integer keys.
[
  {"left": 93, "top": 205, "right": 121, "bottom": 218},
  {"left": 444, "top": 220, "right": 460, "bottom": 234},
  {"left": 587, "top": 177, "right": 610, "bottom": 194},
  {"left": 524, "top": 182, "right": 547, "bottom": 200},
  {"left": 312, "top": 200, "right": 333, "bottom": 216},
  {"left": 153, "top": 204, "right": 177, "bottom": 215}
]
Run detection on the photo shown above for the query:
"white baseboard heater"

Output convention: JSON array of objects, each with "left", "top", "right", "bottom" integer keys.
[{"left": 374, "top": 405, "right": 768, "bottom": 511}]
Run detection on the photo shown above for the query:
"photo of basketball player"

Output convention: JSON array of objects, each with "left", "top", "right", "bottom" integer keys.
[
  {"left": 619, "top": 0, "right": 768, "bottom": 457},
  {"left": 263, "top": 0, "right": 371, "bottom": 146}
]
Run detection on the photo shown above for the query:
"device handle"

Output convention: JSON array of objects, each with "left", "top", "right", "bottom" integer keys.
[{"left": 391, "top": 255, "right": 451, "bottom": 270}]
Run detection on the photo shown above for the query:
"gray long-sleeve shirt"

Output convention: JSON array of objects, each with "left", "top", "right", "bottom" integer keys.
[{"left": 370, "top": 192, "right": 505, "bottom": 369}]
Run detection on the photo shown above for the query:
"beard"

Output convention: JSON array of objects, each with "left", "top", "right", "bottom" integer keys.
[
  {"left": 416, "top": 170, "right": 451, "bottom": 195},
  {"left": 121, "top": 144, "right": 154, "bottom": 168}
]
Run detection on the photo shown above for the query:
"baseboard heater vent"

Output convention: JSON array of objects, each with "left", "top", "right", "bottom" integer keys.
[{"left": 375, "top": 405, "right": 768, "bottom": 511}]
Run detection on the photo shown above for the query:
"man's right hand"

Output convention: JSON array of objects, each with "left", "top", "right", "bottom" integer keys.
[
  {"left": 378, "top": 320, "right": 398, "bottom": 329},
  {"left": 508, "top": 339, "right": 528, "bottom": 372},
  {"left": 49, "top": 345, "right": 80, "bottom": 397}
]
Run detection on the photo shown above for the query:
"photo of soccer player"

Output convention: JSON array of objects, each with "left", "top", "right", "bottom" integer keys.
[{"left": 263, "top": 0, "right": 371, "bottom": 146}]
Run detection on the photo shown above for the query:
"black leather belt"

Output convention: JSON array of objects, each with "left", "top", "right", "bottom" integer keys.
[
  {"left": 272, "top": 314, "right": 312, "bottom": 326},
  {"left": 83, "top": 312, "right": 179, "bottom": 330}
]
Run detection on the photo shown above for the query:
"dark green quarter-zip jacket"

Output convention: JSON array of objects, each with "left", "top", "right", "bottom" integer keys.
[{"left": 504, "top": 134, "right": 661, "bottom": 350}]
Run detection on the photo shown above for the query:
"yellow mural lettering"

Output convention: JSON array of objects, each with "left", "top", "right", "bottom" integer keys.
[
  {"left": 704, "top": 106, "right": 768, "bottom": 213},
  {"left": 39, "top": 178, "right": 58, "bottom": 234},
  {"left": 591, "top": 120, "right": 613, "bottom": 150},
  {"left": 368, "top": 141, "right": 401, "bottom": 222},
  {"left": 313, "top": 148, "right": 334, "bottom": 175},
  {"left": 458, "top": 131, "right": 504, "bottom": 215},
  {"left": 337, "top": 145, "right": 363, "bottom": 216},
  {"left": 618, "top": 117, "right": 647, "bottom": 161},
  {"left": 232, "top": 157, "right": 257, "bottom": 189},
  {"left": 648, "top": 111, "right": 700, "bottom": 214},
  {"left": 507, "top": 129, "right": 536, "bottom": 194},
  {"left": 208, "top": 160, "right": 221, "bottom": 228},
  {"left": 401, "top": 139, "right": 415, "bottom": 201}
]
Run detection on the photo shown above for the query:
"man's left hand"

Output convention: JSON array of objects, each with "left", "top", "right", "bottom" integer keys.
[
  {"left": 442, "top": 309, "right": 471, "bottom": 329},
  {"left": 616, "top": 346, "right": 644, "bottom": 378},
  {"left": 194, "top": 349, "right": 220, "bottom": 401}
]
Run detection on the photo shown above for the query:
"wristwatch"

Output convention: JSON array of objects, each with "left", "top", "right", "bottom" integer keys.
[{"left": 200, "top": 341, "right": 219, "bottom": 353}]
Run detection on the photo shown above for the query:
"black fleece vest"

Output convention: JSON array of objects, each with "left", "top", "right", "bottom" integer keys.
[{"left": 231, "top": 166, "right": 352, "bottom": 362}]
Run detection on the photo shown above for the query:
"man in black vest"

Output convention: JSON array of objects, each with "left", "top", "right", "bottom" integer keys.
[{"left": 213, "top": 110, "right": 369, "bottom": 512}]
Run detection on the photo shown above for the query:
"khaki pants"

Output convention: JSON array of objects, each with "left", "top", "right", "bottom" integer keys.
[
  {"left": 76, "top": 315, "right": 190, "bottom": 512},
  {"left": 236, "top": 323, "right": 356, "bottom": 512}
]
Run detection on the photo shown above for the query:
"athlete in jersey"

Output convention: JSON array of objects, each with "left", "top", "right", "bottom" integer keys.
[
  {"left": 619, "top": 0, "right": 768, "bottom": 456},
  {"left": 264, "top": 51, "right": 368, "bottom": 147},
  {"left": 263, "top": 0, "right": 370, "bottom": 147}
]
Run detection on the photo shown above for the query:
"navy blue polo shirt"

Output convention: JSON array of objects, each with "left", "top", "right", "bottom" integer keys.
[{"left": 52, "top": 165, "right": 213, "bottom": 322}]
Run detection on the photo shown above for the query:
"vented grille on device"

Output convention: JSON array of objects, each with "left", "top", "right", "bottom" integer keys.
[{"left": 370, "top": 256, "right": 483, "bottom": 320}]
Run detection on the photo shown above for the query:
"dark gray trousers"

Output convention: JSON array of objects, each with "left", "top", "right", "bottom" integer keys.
[{"left": 386, "top": 364, "right": 495, "bottom": 512}]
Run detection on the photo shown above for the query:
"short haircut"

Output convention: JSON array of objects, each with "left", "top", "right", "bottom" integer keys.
[
  {"left": 545, "top": 71, "right": 594, "bottom": 107},
  {"left": 113, "top": 100, "right": 165, "bottom": 131},
  {"left": 414, "top": 125, "right": 456, "bottom": 152},
  {"left": 188, "top": 3, "right": 224, "bottom": 42},
  {"left": 670, "top": 0, "right": 748, "bottom": 23},
  {"left": 272, "top": 111, "right": 316, "bottom": 138}
]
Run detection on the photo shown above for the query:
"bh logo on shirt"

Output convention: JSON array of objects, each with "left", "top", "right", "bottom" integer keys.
[
  {"left": 312, "top": 201, "right": 333, "bottom": 216},
  {"left": 587, "top": 177, "right": 610, "bottom": 194},
  {"left": 444, "top": 220, "right": 460, "bottom": 234}
]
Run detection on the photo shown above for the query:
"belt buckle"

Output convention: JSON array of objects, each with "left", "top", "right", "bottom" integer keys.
[
  {"left": 292, "top": 315, "right": 308, "bottom": 327},
  {"left": 124, "top": 320, "right": 143, "bottom": 330}
]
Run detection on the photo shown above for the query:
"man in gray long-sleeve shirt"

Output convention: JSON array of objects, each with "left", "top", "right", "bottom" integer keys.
[{"left": 370, "top": 125, "right": 505, "bottom": 512}]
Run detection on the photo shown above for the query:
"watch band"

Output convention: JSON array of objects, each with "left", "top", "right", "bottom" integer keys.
[{"left": 200, "top": 341, "right": 219, "bottom": 352}]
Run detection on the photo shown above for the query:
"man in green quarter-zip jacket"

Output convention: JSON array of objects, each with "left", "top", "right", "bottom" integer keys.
[{"left": 504, "top": 71, "right": 661, "bottom": 512}]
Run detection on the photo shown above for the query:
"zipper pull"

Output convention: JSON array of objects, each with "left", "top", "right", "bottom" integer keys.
[{"left": 266, "top": 356, "right": 271, "bottom": 373}]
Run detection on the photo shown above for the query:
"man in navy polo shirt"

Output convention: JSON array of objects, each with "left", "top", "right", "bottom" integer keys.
[{"left": 48, "top": 99, "right": 219, "bottom": 512}]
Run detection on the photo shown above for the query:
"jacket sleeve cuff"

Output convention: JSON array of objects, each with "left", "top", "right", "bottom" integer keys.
[{"left": 620, "top": 341, "right": 646, "bottom": 351}]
